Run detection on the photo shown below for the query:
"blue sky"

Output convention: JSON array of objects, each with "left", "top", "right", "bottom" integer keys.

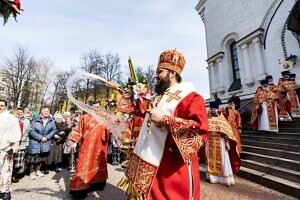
[{"left": 0, "top": 0, "right": 209, "bottom": 98}]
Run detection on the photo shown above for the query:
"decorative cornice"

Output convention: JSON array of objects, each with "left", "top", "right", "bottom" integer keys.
[
  {"left": 236, "top": 28, "right": 264, "bottom": 47},
  {"left": 228, "top": 89, "right": 243, "bottom": 96},
  {"left": 252, "top": 37, "right": 261, "bottom": 44},
  {"left": 195, "top": 0, "right": 207, "bottom": 23},
  {"left": 218, "top": 86, "right": 226, "bottom": 94},
  {"left": 0, "top": 81, "right": 7, "bottom": 86},
  {"left": 260, "top": 0, "right": 283, "bottom": 48},
  {"left": 206, "top": 52, "right": 224, "bottom": 64},
  {"left": 195, "top": 0, "right": 206, "bottom": 13}
]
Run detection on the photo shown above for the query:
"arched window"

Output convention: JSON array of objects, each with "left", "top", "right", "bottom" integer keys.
[
  {"left": 228, "top": 41, "right": 241, "bottom": 92},
  {"left": 230, "top": 42, "right": 240, "bottom": 80}
]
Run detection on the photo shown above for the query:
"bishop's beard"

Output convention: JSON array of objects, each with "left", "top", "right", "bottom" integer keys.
[{"left": 155, "top": 77, "right": 171, "bottom": 95}]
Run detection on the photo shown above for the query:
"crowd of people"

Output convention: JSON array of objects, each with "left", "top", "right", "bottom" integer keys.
[
  {"left": 0, "top": 49, "right": 243, "bottom": 200},
  {"left": 0, "top": 96, "right": 137, "bottom": 199},
  {"left": 203, "top": 69, "right": 300, "bottom": 188},
  {"left": 251, "top": 71, "right": 300, "bottom": 133},
  {"left": 0, "top": 101, "right": 84, "bottom": 199},
  {"left": 1, "top": 49, "right": 299, "bottom": 200}
]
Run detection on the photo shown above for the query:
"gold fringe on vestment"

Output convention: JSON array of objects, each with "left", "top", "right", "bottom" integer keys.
[{"left": 117, "top": 176, "right": 146, "bottom": 200}]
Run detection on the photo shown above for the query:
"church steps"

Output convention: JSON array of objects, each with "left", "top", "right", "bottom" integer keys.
[
  {"left": 242, "top": 145, "right": 300, "bottom": 161},
  {"left": 242, "top": 140, "right": 300, "bottom": 152},
  {"left": 241, "top": 135, "right": 300, "bottom": 145},
  {"left": 242, "top": 131, "right": 300, "bottom": 139},
  {"left": 279, "top": 122, "right": 300, "bottom": 128},
  {"left": 278, "top": 127, "right": 300, "bottom": 133},
  {"left": 241, "top": 151, "right": 300, "bottom": 172},
  {"left": 238, "top": 167, "right": 300, "bottom": 199},
  {"left": 280, "top": 118, "right": 300, "bottom": 122},
  {"left": 241, "top": 159, "right": 300, "bottom": 184}
]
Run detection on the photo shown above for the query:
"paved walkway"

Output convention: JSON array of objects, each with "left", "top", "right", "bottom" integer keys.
[{"left": 11, "top": 164, "right": 296, "bottom": 200}]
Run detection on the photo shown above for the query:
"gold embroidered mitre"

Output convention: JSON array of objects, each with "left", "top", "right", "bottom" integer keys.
[{"left": 157, "top": 49, "right": 185, "bottom": 75}]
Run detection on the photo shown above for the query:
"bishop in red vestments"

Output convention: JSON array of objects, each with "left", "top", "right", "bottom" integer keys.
[
  {"left": 118, "top": 49, "right": 208, "bottom": 200},
  {"left": 68, "top": 102, "right": 109, "bottom": 194}
]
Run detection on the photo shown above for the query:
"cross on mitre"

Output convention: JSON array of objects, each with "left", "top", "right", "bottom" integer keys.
[
  {"left": 165, "top": 90, "right": 182, "bottom": 102},
  {"left": 171, "top": 51, "right": 180, "bottom": 65}
]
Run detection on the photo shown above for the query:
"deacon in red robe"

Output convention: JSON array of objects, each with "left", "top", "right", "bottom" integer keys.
[
  {"left": 118, "top": 49, "right": 208, "bottom": 200},
  {"left": 251, "top": 79, "right": 278, "bottom": 132},
  {"left": 278, "top": 71, "right": 300, "bottom": 118},
  {"left": 206, "top": 102, "right": 240, "bottom": 186},
  {"left": 68, "top": 102, "right": 109, "bottom": 195},
  {"left": 289, "top": 73, "right": 300, "bottom": 100},
  {"left": 221, "top": 99, "right": 242, "bottom": 153},
  {"left": 266, "top": 75, "right": 291, "bottom": 121}
]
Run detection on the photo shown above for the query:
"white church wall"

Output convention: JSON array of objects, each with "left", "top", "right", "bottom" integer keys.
[
  {"left": 204, "top": 0, "right": 274, "bottom": 57},
  {"left": 196, "top": 0, "right": 299, "bottom": 101},
  {"left": 237, "top": 43, "right": 255, "bottom": 98},
  {"left": 264, "top": 0, "right": 300, "bottom": 85}
]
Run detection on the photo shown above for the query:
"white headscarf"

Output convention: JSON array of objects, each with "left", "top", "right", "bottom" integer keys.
[{"left": 54, "top": 113, "right": 65, "bottom": 123}]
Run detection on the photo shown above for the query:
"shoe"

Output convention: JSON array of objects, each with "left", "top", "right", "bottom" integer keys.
[
  {"left": 54, "top": 168, "right": 60, "bottom": 173},
  {"left": 43, "top": 170, "right": 49, "bottom": 175},
  {"left": 12, "top": 177, "right": 19, "bottom": 183},
  {"left": 69, "top": 190, "right": 87, "bottom": 199},
  {"left": 36, "top": 170, "right": 45, "bottom": 177},
  {"left": 3, "top": 192, "right": 11, "bottom": 200},
  {"left": 98, "top": 181, "right": 106, "bottom": 191},
  {"left": 91, "top": 181, "right": 106, "bottom": 191},
  {"left": 30, "top": 173, "right": 37, "bottom": 180}
]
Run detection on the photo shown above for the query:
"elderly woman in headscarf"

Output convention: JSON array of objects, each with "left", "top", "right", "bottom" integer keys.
[{"left": 45, "top": 113, "right": 71, "bottom": 173}]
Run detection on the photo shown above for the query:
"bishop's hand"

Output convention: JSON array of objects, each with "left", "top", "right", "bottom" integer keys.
[{"left": 148, "top": 106, "right": 164, "bottom": 125}]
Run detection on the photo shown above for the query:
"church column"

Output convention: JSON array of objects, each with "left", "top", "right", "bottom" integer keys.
[
  {"left": 216, "top": 58, "right": 225, "bottom": 93},
  {"left": 209, "top": 62, "right": 217, "bottom": 93},
  {"left": 207, "top": 64, "right": 213, "bottom": 93},
  {"left": 213, "top": 62, "right": 219, "bottom": 93},
  {"left": 252, "top": 37, "right": 266, "bottom": 80},
  {"left": 240, "top": 43, "right": 254, "bottom": 86}
]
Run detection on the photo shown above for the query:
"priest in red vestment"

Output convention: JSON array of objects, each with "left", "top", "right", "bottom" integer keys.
[
  {"left": 278, "top": 71, "right": 300, "bottom": 118},
  {"left": 289, "top": 73, "right": 300, "bottom": 100},
  {"left": 118, "top": 49, "right": 208, "bottom": 200},
  {"left": 68, "top": 102, "right": 109, "bottom": 196},
  {"left": 206, "top": 102, "right": 240, "bottom": 186},
  {"left": 251, "top": 79, "right": 278, "bottom": 132},
  {"left": 266, "top": 75, "right": 291, "bottom": 121},
  {"left": 221, "top": 99, "right": 242, "bottom": 153}
]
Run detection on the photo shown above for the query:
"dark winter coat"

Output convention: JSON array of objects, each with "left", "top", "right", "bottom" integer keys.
[
  {"left": 28, "top": 116, "right": 57, "bottom": 154},
  {"left": 52, "top": 122, "right": 72, "bottom": 144},
  {"left": 46, "top": 121, "right": 71, "bottom": 165}
]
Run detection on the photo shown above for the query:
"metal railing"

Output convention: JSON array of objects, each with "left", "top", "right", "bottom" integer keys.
[{"left": 238, "top": 99, "right": 253, "bottom": 131}]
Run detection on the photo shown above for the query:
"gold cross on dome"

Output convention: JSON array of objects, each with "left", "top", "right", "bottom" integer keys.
[{"left": 165, "top": 90, "right": 182, "bottom": 102}]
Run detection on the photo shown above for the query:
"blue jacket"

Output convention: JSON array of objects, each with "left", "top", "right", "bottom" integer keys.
[{"left": 28, "top": 116, "right": 57, "bottom": 154}]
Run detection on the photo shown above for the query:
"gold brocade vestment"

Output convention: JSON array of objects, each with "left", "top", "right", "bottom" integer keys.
[
  {"left": 207, "top": 115, "right": 236, "bottom": 176},
  {"left": 251, "top": 89, "right": 278, "bottom": 130}
]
